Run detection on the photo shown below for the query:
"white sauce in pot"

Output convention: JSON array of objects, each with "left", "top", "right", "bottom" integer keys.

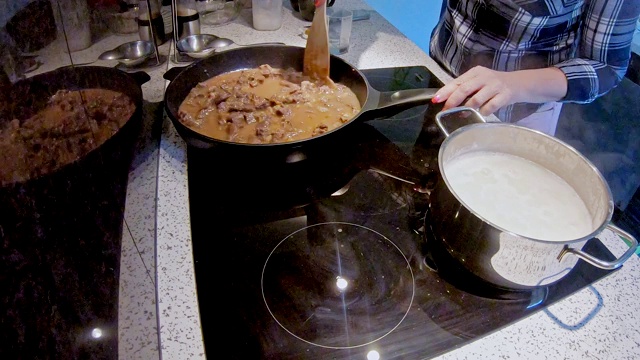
[{"left": 444, "top": 151, "right": 593, "bottom": 241}]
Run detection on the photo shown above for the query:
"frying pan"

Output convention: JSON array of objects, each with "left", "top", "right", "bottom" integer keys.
[
  {"left": 0, "top": 66, "right": 149, "bottom": 358},
  {"left": 163, "top": 45, "right": 439, "bottom": 157}
]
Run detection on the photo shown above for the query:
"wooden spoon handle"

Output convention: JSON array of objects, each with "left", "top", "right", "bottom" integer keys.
[{"left": 303, "top": 0, "right": 330, "bottom": 81}]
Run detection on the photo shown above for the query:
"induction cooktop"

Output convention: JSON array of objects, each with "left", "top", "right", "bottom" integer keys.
[{"left": 186, "top": 66, "right": 616, "bottom": 359}]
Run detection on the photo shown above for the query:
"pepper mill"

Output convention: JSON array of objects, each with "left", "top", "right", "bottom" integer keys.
[
  {"left": 138, "top": 0, "right": 167, "bottom": 45},
  {"left": 176, "top": 0, "right": 200, "bottom": 40}
]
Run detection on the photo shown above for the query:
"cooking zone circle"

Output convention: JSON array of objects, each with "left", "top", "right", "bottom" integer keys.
[{"left": 261, "top": 222, "right": 415, "bottom": 349}]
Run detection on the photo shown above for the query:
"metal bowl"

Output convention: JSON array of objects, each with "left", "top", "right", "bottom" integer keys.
[
  {"left": 176, "top": 34, "right": 218, "bottom": 59},
  {"left": 115, "top": 40, "right": 155, "bottom": 66}
]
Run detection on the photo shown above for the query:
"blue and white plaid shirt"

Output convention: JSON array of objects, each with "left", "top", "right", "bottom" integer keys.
[{"left": 430, "top": 0, "right": 640, "bottom": 122}]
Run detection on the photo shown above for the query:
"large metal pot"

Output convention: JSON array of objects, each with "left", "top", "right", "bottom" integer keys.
[{"left": 428, "top": 107, "right": 638, "bottom": 290}]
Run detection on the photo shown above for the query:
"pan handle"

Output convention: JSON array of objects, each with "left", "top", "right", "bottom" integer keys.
[
  {"left": 434, "top": 106, "right": 486, "bottom": 137},
  {"left": 376, "top": 88, "right": 439, "bottom": 110},
  {"left": 128, "top": 71, "right": 151, "bottom": 86},
  {"left": 163, "top": 66, "right": 188, "bottom": 82}
]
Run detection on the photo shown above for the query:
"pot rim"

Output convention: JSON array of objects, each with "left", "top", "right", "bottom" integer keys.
[{"left": 437, "top": 122, "right": 614, "bottom": 244}]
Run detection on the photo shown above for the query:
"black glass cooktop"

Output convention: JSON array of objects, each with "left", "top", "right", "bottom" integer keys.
[{"left": 187, "top": 66, "right": 616, "bottom": 359}]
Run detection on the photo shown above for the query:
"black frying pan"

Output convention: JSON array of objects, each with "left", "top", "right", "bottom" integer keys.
[
  {"left": 0, "top": 66, "right": 149, "bottom": 358},
  {"left": 164, "top": 45, "right": 439, "bottom": 153}
]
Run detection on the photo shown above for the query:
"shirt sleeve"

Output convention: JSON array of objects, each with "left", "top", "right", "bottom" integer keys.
[{"left": 554, "top": 0, "right": 640, "bottom": 103}]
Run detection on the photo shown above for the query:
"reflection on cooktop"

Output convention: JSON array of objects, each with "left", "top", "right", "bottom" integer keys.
[{"left": 186, "top": 66, "right": 618, "bottom": 359}]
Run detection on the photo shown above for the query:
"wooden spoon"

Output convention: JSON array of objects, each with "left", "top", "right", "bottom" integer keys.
[{"left": 303, "top": 0, "right": 331, "bottom": 82}]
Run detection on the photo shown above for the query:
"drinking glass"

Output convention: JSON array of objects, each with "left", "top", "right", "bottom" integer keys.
[{"left": 327, "top": 8, "right": 353, "bottom": 55}]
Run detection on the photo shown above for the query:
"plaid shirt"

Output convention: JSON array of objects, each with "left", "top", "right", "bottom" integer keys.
[{"left": 429, "top": 0, "right": 640, "bottom": 122}]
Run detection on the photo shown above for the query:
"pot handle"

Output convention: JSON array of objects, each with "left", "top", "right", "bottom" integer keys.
[
  {"left": 435, "top": 106, "right": 486, "bottom": 137},
  {"left": 558, "top": 224, "right": 638, "bottom": 270}
]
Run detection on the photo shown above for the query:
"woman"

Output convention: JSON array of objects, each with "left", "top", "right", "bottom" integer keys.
[{"left": 430, "top": 0, "right": 640, "bottom": 135}]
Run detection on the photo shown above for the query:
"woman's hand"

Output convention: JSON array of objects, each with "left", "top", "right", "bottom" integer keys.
[{"left": 432, "top": 66, "right": 568, "bottom": 116}]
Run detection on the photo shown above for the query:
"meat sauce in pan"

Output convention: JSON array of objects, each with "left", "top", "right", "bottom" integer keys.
[
  {"left": 0, "top": 89, "right": 135, "bottom": 185},
  {"left": 177, "top": 64, "right": 361, "bottom": 144}
]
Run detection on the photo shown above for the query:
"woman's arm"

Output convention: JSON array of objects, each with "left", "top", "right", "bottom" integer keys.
[
  {"left": 433, "top": 0, "right": 640, "bottom": 114},
  {"left": 558, "top": 0, "right": 640, "bottom": 102}
]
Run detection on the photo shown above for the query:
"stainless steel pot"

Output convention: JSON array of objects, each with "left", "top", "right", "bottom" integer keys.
[{"left": 428, "top": 107, "right": 638, "bottom": 290}]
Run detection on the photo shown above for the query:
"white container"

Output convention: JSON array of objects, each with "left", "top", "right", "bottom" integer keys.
[{"left": 252, "top": 0, "right": 283, "bottom": 31}]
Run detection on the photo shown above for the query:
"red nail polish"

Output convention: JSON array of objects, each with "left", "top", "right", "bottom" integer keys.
[{"left": 432, "top": 95, "right": 440, "bottom": 103}]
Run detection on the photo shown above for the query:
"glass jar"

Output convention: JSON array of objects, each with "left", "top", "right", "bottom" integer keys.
[
  {"left": 197, "top": 0, "right": 241, "bottom": 26},
  {"left": 50, "top": 0, "right": 93, "bottom": 52},
  {"left": 252, "top": 0, "right": 283, "bottom": 31}
]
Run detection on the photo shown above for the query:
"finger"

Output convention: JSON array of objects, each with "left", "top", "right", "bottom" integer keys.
[
  {"left": 463, "top": 84, "right": 500, "bottom": 110},
  {"left": 453, "top": 66, "right": 484, "bottom": 83},
  {"left": 478, "top": 92, "right": 511, "bottom": 116},
  {"left": 442, "top": 80, "right": 483, "bottom": 110},
  {"left": 432, "top": 80, "right": 460, "bottom": 103},
  {"left": 433, "top": 68, "right": 482, "bottom": 103}
]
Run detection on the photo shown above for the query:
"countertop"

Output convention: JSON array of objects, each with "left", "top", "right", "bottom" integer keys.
[{"left": 25, "top": 1, "right": 640, "bottom": 359}]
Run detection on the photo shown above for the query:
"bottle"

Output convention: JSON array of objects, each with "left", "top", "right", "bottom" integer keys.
[
  {"left": 252, "top": 0, "right": 283, "bottom": 31},
  {"left": 138, "top": 0, "right": 167, "bottom": 45}
]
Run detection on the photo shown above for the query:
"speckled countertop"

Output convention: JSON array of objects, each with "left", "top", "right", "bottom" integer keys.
[{"left": 32, "top": 1, "right": 640, "bottom": 359}]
